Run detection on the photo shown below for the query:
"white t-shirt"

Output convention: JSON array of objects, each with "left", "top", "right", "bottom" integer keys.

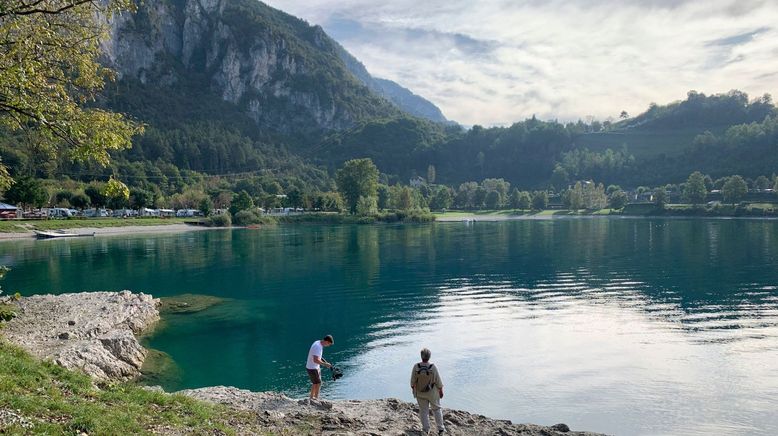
[{"left": 306, "top": 340, "right": 324, "bottom": 370}]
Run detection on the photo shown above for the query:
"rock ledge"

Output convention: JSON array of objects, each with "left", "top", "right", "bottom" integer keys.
[
  {"left": 179, "top": 386, "right": 605, "bottom": 436},
  {"left": 2, "top": 291, "right": 159, "bottom": 381}
]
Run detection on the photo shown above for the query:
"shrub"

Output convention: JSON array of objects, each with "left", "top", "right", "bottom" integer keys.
[
  {"left": 233, "top": 210, "right": 277, "bottom": 226},
  {"left": 205, "top": 214, "right": 232, "bottom": 227}
]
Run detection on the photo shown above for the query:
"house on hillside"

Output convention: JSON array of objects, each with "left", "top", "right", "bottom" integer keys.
[
  {"left": 410, "top": 176, "right": 425, "bottom": 188},
  {"left": 0, "top": 202, "right": 18, "bottom": 219}
]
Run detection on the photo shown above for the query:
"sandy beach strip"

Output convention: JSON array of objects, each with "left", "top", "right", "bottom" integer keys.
[{"left": 0, "top": 223, "right": 214, "bottom": 240}]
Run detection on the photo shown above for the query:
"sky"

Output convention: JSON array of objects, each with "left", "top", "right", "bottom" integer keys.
[{"left": 264, "top": 0, "right": 778, "bottom": 126}]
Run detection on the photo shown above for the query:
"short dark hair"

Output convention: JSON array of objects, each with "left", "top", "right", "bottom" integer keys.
[
  {"left": 420, "top": 348, "right": 431, "bottom": 362},
  {"left": 322, "top": 335, "right": 334, "bottom": 344}
]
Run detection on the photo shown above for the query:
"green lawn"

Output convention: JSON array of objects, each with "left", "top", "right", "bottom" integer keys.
[
  {"left": 434, "top": 209, "right": 618, "bottom": 218},
  {"left": 0, "top": 218, "right": 190, "bottom": 233}
]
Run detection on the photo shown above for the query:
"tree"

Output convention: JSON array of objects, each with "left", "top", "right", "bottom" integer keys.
[
  {"left": 336, "top": 158, "right": 379, "bottom": 214},
  {"left": 70, "top": 193, "right": 90, "bottom": 209},
  {"left": 517, "top": 191, "right": 532, "bottom": 210},
  {"left": 104, "top": 177, "right": 129, "bottom": 210},
  {"left": 229, "top": 190, "right": 254, "bottom": 216},
  {"left": 509, "top": 189, "right": 521, "bottom": 209},
  {"left": 683, "top": 171, "right": 707, "bottom": 205},
  {"left": 429, "top": 186, "right": 452, "bottom": 211},
  {"left": 620, "top": 110, "right": 629, "bottom": 119},
  {"left": 485, "top": 190, "right": 501, "bottom": 209},
  {"left": 377, "top": 184, "right": 390, "bottom": 210},
  {"left": 473, "top": 187, "right": 487, "bottom": 209},
  {"left": 3, "top": 176, "right": 47, "bottom": 209},
  {"left": 722, "top": 175, "right": 748, "bottom": 204},
  {"left": 54, "top": 190, "right": 73, "bottom": 207},
  {"left": 355, "top": 196, "right": 378, "bottom": 216},
  {"left": 550, "top": 165, "right": 569, "bottom": 191},
  {"left": 427, "top": 165, "right": 436, "bottom": 184},
  {"left": 199, "top": 197, "right": 213, "bottom": 217},
  {"left": 755, "top": 175, "right": 771, "bottom": 191},
  {"left": 84, "top": 184, "right": 106, "bottom": 208},
  {"left": 531, "top": 191, "right": 549, "bottom": 210},
  {"left": 0, "top": 0, "right": 143, "bottom": 181},
  {"left": 653, "top": 187, "right": 668, "bottom": 209},
  {"left": 609, "top": 190, "right": 628, "bottom": 209},
  {"left": 286, "top": 187, "right": 303, "bottom": 208},
  {"left": 130, "top": 189, "right": 153, "bottom": 209}
]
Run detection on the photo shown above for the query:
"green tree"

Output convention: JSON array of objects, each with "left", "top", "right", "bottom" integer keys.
[
  {"left": 336, "top": 158, "right": 379, "bottom": 214},
  {"left": 3, "top": 176, "right": 47, "bottom": 209},
  {"left": 427, "top": 165, "right": 436, "bottom": 184},
  {"left": 473, "top": 187, "right": 487, "bottom": 209},
  {"left": 485, "top": 190, "right": 501, "bottom": 209},
  {"left": 130, "top": 189, "right": 153, "bottom": 209},
  {"left": 0, "top": 0, "right": 143, "bottom": 180},
  {"left": 531, "top": 191, "right": 549, "bottom": 210},
  {"left": 286, "top": 187, "right": 303, "bottom": 208},
  {"left": 509, "top": 189, "right": 521, "bottom": 209},
  {"left": 754, "top": 175, "right": 771, "bottom": 191},
  {"left": 199, "top": 197, "right": 213, "bottom": 217},
  {"left": 517, "top": 191, "right": 532, "bottom": 210},
  {"left": 229, "top": 190, "right": 254, "bottom": 216},
  {"left": 104, "top": 177, "right": 130, "bottom": 210},
  {"left": 355, "top": 196, "right": 378, "bottom": 216},
  {"left": 69, "top": 193, "right": 90, "bottom": 209},
  {"left": 609, "top": 190, "right": 628, "bottom": 209},
  {"left": 653, "top": 187, "right": 668, "bottom": 209},
  {"left": 722, "top": 175, "right": 748, "bottom": 204},
  {"left": 84, "top": 184, "right": 106, "bottom": 208},
  {"left": 683, "top": 171, "right": 707, "bottom": 205},
  {"left": 54, "top": 190, "right": 73, "bottom": 207},
  {"left": 550, "top": 165, "right": 569, "bottom": 191},
  {"left": 376, "top": 184, "right": 390, "bottom": 210},
  {"left": 429, "top": 186, "right": 452, "bottom": 211}
]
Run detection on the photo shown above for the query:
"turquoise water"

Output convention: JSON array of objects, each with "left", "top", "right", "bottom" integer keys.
[{"left": 3, "top": 219, "right": 778, "bottom": 435}]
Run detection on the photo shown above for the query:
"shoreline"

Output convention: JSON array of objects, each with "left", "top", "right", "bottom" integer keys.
[
  {"left": 0, "top": 223, "right": 214, "bottom": 240},
  {"left": 0, "top": 291, "right": 603, "bottom": 435},
  {"left": 435, "top": 212, "right": 778, "bottom": 222}
]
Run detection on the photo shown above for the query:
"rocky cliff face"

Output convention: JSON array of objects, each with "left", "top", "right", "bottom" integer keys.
[{"left": 99, "top": 0, "right": 404, "bottom": 134}]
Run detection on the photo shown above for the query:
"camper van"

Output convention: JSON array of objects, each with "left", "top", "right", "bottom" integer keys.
[{"left": 48, "top": 208, "right": 73, "bottom": 219}]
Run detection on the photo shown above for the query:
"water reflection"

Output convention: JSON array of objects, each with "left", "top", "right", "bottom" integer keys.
[{"left": 2, "top": 220, "right": 778, "bottom": 435}]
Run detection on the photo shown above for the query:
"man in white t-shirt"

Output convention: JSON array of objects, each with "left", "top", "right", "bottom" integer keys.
[{"left": 306, "top": 334, "right": 334, "bottom": 400}]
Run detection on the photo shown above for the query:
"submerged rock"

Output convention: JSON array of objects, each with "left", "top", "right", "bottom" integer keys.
[
  {"left": 159, "top": 293, "right": 225, "bottom": 315},
  {"left": 1, "top": 291, "right": 159, "bottom": 381},
  {"left": 139, "top": 348, "right": 181, "bottom": 387}
]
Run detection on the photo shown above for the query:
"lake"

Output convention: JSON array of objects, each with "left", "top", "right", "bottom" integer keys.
[{"left": 3, "top": 219, "right": 778, "bottom": 435}]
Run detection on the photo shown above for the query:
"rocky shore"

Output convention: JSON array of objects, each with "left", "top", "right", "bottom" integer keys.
[
  {"left": 2, "top": 291, "right": 159, "bottom": 380},
  {"left": 1, "top": 291, "right": 604, "bottom": 435}
]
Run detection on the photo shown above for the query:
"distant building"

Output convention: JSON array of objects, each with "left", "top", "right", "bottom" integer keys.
[{"left": 410, "top": 176, "right": 425, "bottom": 188}]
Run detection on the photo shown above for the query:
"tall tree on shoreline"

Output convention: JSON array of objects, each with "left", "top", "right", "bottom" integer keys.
[
  {"left": 0, "top": 0, "right": 142, "bottom": 186},
  {"left": 336, "top": 158, "right": 379, "bottom": 214}
]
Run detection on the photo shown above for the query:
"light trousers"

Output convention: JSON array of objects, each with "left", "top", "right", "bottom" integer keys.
[{"left": 416, "top": 393, "right": 445, "bottom": 432}]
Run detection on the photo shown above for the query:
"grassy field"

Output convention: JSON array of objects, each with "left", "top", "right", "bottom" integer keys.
[
  {"left": 0, "top": 218, "right": 190, "bottom": 233},
  {"left": 0, "top": 341, "right": 274, "bottom": 435}
]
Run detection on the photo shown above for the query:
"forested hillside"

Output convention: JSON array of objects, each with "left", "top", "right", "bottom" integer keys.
[{"left": 0, "top": 0, "right": 775, "bottom": 200}]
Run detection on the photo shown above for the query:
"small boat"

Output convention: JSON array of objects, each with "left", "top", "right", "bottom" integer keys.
[{"left": 33, "top": 230, "right": 95, "bottom": 239}]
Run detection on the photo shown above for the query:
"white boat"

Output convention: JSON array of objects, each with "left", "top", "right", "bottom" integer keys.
[{"left": 33, "top": 230, "right": 94, "bottom": 239}]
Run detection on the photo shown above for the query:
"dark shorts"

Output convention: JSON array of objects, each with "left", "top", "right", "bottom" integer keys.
[{"left": 307, "top": 368, "right": 321, "bottom": 384}]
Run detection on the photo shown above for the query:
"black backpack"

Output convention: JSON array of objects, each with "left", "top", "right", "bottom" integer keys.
[{"left": 414, "top": 363, "right": 435, "bottom": 392}]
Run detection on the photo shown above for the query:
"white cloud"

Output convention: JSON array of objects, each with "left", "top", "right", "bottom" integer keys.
[{"left": 264, "top": 0, "right": 778, "bottom": 126}]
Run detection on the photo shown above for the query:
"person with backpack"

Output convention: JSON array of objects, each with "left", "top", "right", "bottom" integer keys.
[
  {"left": 410, "top": 348, "right": 446, "bottom": 434},
  {"left": 306, "top": 334, "right": 334, "bottom": 400}
]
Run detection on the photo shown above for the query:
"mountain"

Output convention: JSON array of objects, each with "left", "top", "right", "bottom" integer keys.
[
  {"left": 100, "top": 0, "right": 407, "bottom": 136},
  {"left": 334, "top": 46, "right": 449, "bottom": 123}
]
